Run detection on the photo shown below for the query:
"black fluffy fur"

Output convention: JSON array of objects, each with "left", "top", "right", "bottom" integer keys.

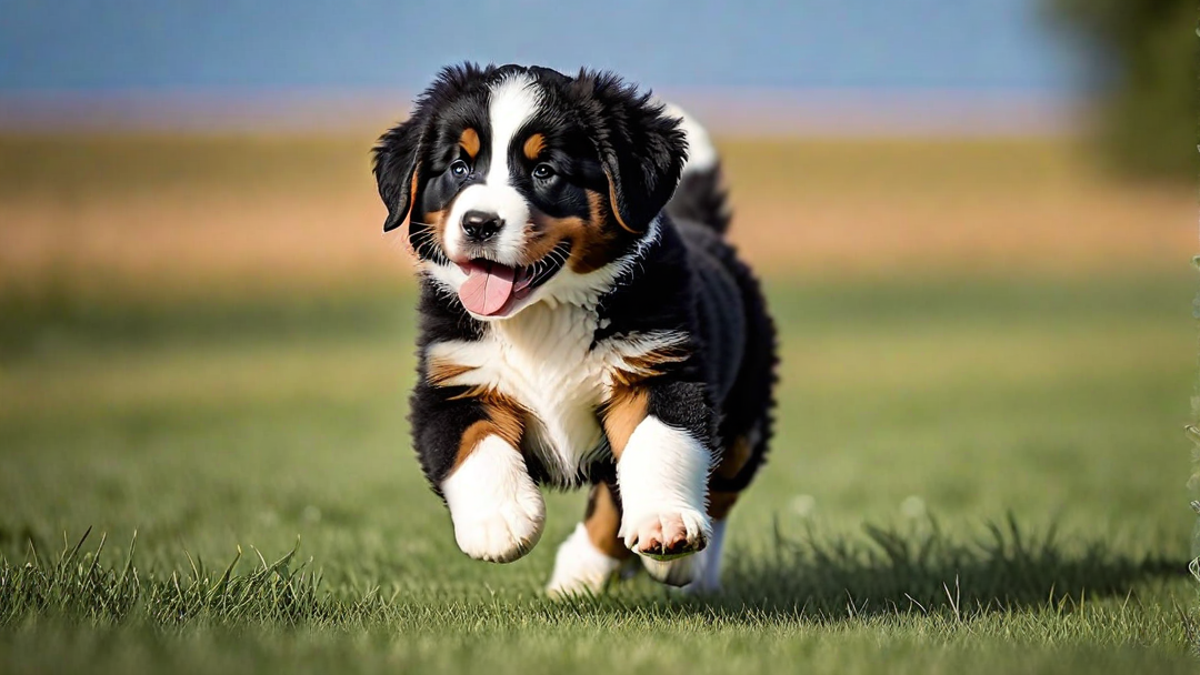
[{"left": 668, "top": 166, "right": 731, "bottom": 235}]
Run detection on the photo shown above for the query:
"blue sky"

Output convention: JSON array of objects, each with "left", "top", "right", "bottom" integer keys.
[{"left": 1, "top": 0, "right": 1083, "bottom": 92}]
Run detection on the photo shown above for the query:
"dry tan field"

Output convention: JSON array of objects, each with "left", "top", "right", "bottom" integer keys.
[{"left": 0, "top": 134, "right": 1190, "bottom": 300}]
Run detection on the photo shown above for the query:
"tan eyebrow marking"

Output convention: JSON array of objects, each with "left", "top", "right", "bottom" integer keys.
[
  {"left": 523, "top": 133, "right": 546, "bottom": 161},
  {"left": 459, "top": 128, "right": 481, "bottom": 159}
]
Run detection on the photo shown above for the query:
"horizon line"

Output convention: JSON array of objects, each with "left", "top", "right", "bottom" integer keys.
[{"left": 0, "top": 87, "right": 1082, "bottom": 137}]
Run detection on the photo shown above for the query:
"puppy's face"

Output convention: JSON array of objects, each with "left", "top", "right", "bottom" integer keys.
[{"left": 374, "top": 64, "right": 686, "bottom": 320}]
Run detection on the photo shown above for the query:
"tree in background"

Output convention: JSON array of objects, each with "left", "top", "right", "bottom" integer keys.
[{"left": 1046, "top": 0, "right": 1194, "bottom": 180}]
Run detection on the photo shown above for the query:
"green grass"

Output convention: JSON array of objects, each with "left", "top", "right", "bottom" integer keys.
[{"left": 0, "top": 272, "right": 1196, "bottom": 674}]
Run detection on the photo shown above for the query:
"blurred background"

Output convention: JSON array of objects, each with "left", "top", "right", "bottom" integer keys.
[
  {"left": 0, "top": 0, "right": 1194, "bottom": 599},
  {"left": 0, "top": 1, "right": 1191, "bottom": 295}
]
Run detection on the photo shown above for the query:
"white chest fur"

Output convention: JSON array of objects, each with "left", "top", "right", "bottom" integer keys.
[{"left": 426, "top": 302, "right": 685, "bottom": 485}]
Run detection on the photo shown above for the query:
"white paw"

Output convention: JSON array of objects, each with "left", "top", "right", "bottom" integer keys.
[
  {"left": 442, "top": 435, "right": 545, "bottom": 563},
  {"left": 621, "top": 508, "right": 711, "bottom": 561},
  {"left": 450, "top": 493, "right": 544, "bottom": 563},
  {"left": 545, "top": 523, "right": 625, "bottom": 598}
]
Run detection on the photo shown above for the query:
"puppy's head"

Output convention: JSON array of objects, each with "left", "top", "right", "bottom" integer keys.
[{"left": 373, "top": 63, "right": 687, "bottom": 320}]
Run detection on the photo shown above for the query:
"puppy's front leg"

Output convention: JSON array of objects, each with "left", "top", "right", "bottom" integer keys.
[
  {"left": 412, "top": 383, "right": 544, "bottom": 563},
  {"left": 603, "top": 382, "right": 714, "bottom": 565}
]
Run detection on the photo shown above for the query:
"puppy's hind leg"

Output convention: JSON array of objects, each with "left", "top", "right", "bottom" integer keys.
[{"left": 546, "top": 481, "right": 633, "bottom": 598}]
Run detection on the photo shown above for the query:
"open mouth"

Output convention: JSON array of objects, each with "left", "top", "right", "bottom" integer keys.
[{"left": 456, "top": 240, "right": 572, "bottom": 317}]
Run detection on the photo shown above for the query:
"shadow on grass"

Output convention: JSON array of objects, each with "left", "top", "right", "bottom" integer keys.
[
  {"left": 550, "top": 514, "right": 1188, "bottom": 625},
  {"left": 0, "top": 517, "right": 1187, "bottom": 628},
  {"left": 705, "top": 515, "right": 1186, "bottom": 620}
]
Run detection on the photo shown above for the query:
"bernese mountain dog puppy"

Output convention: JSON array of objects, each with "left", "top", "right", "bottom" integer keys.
[{"left": 373, "top": 63, "right": 776, "bottom": 595}]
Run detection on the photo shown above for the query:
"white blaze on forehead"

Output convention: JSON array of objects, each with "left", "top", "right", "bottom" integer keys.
[
  {"left": 441, "top": 72, "right": 540, "bottom": 268},
  {"left": 486, "top": 73, "right": 541, "bottom": 187}
]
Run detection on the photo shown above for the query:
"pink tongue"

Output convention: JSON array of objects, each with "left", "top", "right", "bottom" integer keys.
[{"left": 459, "top": 262, "right": 516, "bottom": 316}]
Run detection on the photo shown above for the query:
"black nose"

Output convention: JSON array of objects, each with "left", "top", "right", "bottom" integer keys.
[{"left": 461, "top": 210, "right": 503, "bottom": 242}]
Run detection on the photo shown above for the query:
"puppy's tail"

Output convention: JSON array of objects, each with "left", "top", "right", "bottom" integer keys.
[{"left": 662, "top": 103, "right": 730, "bottom": 236}]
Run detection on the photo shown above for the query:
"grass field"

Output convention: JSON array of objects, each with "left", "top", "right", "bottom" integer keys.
[{"left": 0, "top": 135, "right": 1196, "bottom": 673}]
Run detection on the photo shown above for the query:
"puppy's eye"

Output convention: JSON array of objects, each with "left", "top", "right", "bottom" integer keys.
[
  {"left": 450, "top": 159, "right": 469, "bottom": 178},
  {"left": 532, "top": 163, "right": 556, "bottom": 181}
]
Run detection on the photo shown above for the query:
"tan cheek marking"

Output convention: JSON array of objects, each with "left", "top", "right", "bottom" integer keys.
[
  {"left": 459, "top": 128, "right": 481, "bottom": 159},
  {"left": 528, "top": 191, "right": 628, "bottom": 274},
  {"left": 524, "top": 211, "right": 584, "bottom": 265},
  {"left": 566, "top": 189, "right": 620, "bottom": 274},
  {"left": 453, "top": 393, "right": 525, "bottom": 469},
  {"left": 426, "top": 208, "right": 447, "bottom": 245},
  {"left": 601, "top": 386, "right": 648, "bottom": 459},
  {"left": 523, "top": 133, "right": 546, "bottom": 161},
  {"left": 584, "top": 482, "right": 633, "bottom": 560},
  {"left": 587, "top": 188, "right": 607, "bottom": 226},
  {"left": 406, "top": 208, "right": 446, "bottom": 259}
]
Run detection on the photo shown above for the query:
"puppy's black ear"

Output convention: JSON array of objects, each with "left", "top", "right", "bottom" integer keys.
[
  {"left": 373, "top": 115, "right": 425, "bottom": 233},
  {"left": 373, "top": 63, "right": 497, "bottom": 233},
  {"left": 571, "top": 71, "right": 688, "bottom": 233}
]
